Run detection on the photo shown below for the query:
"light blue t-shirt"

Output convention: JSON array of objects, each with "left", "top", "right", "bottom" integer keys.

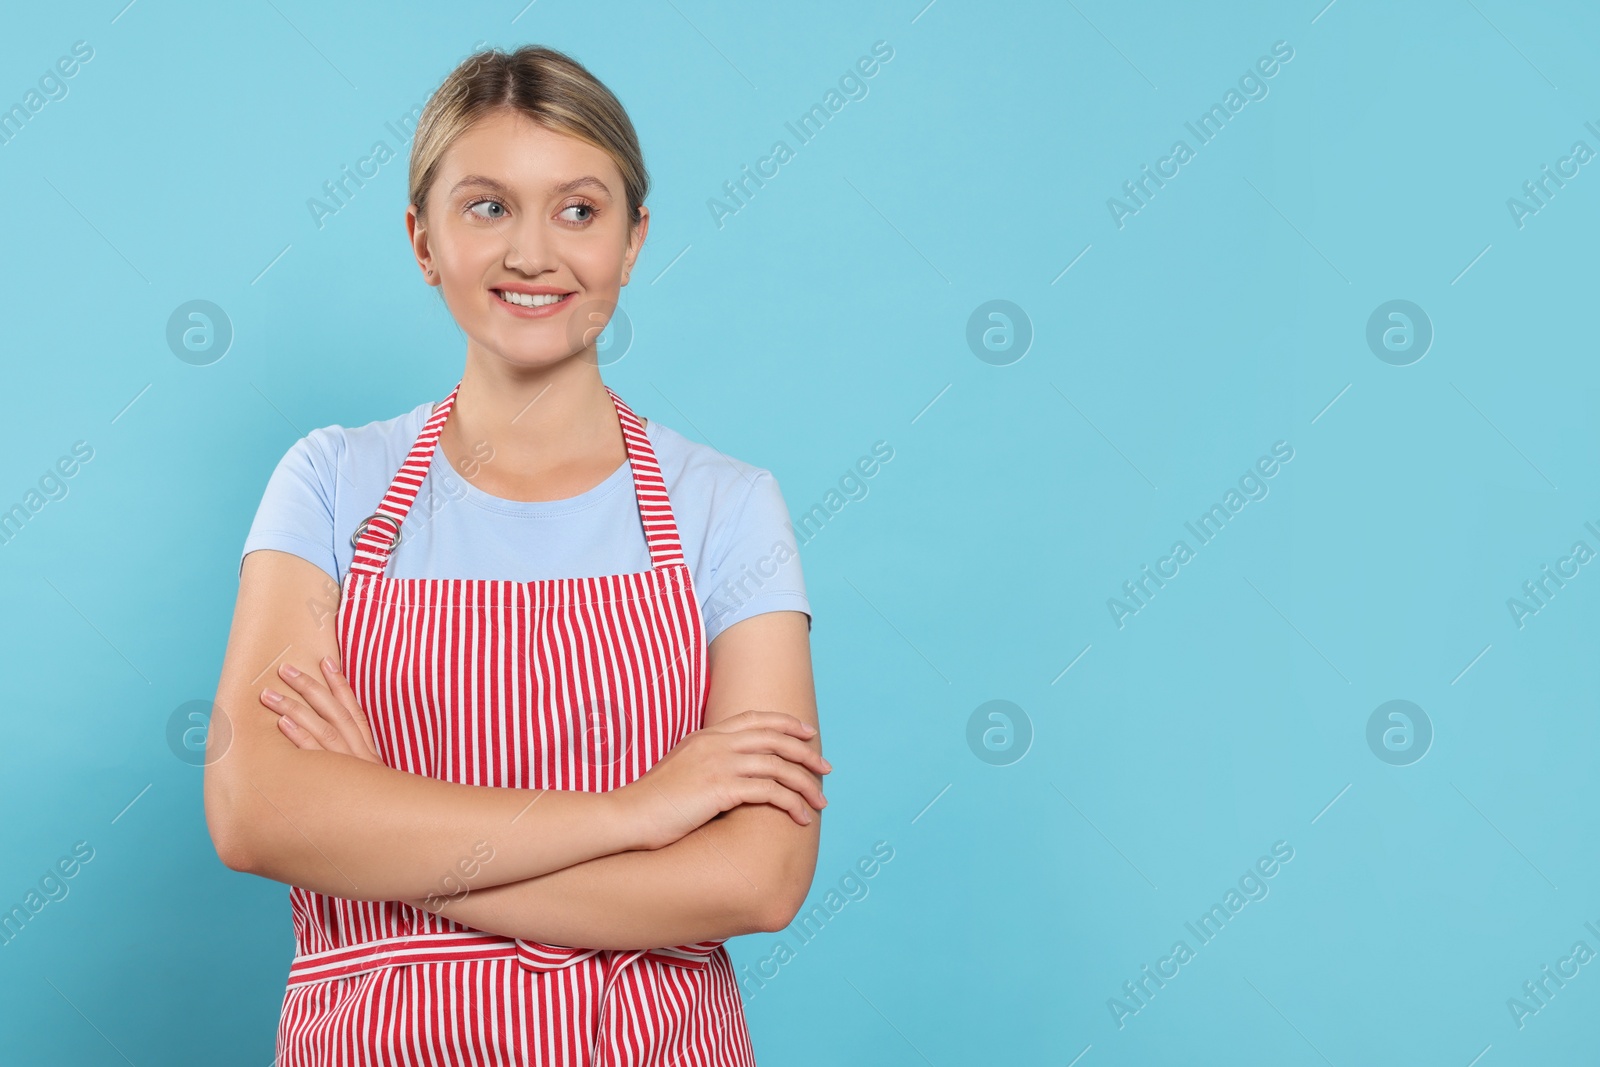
[{"left": 240, "top": 399, "right": 811, "bottom": 645}]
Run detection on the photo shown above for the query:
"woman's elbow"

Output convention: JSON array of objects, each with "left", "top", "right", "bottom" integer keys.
[
  {"left": 212, "top": 831, "right": 256, "bottom": 874},
  {"left": 750, "top": 848, "right": 821, "bottom": 933},
  {"left": 754, "top": 892, "right": 804, "bottom": 934},
  {"left": 204, "top": 773, "right": 265, "bottom": 874},
  {"left": 207, "top": 813, "right": 255, "bottom": 874}
]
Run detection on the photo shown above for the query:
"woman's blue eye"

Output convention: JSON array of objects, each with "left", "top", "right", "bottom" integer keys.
[{"left": 466, "top": 199, "right": 594, "bottom": 224}]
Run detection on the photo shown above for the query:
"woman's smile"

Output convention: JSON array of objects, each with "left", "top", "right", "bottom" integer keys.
[{"left": 490, "top": 287, "right": 576, "bottom": 318}]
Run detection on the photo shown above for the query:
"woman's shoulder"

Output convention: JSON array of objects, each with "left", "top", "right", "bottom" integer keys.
[
  {"left": 643, "top": 419, "right": 792, "bottom": 550},
  {"left": 642, "top": 419, "right": 808, "bottom": 635},
  {"left": 285, "top": 400, "right": 435, "bottom": 480},
  {"left": 244, "top": 400, "right": 433, "bottom": 582},
  {"left": 645, "top": 419, "right": 776, "bottom": 500}
]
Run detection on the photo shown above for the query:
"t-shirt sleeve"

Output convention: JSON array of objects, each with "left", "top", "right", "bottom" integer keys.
[
  {"left": 701, "top": 470, "right": 812, "bottom": 645},
  {"left": 239, "top": 432, "right": 339, "bottom": 583}
]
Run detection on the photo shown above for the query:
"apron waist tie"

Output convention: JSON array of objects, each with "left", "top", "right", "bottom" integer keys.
[{"left": 285, "top": 930, "right": 724, "bottom": 989}]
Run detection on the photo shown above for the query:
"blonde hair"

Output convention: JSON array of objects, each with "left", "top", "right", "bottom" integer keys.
[{"left": 408, "top": 45, "right": 649, "bottom": 226}]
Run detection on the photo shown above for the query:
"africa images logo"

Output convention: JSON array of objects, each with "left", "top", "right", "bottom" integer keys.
[
  {"left": 1107, "top": 441, "right": 1294, "bottom": 629},
  {"left": 1106, "top": 41, "right": 1295, "bottom": 229}
]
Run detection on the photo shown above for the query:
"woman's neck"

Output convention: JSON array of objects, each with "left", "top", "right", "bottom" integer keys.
[{"left": 437, "top": 353, "right": 631, "bottom": 503}]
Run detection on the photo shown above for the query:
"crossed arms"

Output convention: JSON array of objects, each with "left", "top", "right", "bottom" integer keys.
[{"left": 203, "top": 549, "right": 825, "bottom": 949}]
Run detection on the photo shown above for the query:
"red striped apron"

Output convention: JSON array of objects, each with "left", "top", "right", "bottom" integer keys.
[{"left": 275, "top": 379, "right": 758, "bottom": 1066}]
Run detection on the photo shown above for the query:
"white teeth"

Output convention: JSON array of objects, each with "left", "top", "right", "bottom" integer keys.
[{"left": 496, "top": 290, "right": 567, "bottom": 308}]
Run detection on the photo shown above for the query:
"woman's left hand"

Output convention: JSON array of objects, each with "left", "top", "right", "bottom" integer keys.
[
  {"left": 260, "top": 656, "right": 383, "bottom": 764},
  {"left": 264, "top": 662, "right": 441, "bottom": 917}
]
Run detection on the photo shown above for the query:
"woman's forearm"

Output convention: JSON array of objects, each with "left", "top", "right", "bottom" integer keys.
[
  {"left": 226, "top": 747, "right": 641, "bottom": 901},
  {"left": 410, "top": 808, "right": 778, "bottom": 948}
]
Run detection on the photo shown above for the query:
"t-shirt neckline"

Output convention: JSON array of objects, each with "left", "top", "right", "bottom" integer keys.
[{"left": 416, "top": 401, "right": 647, "bottom": 518}]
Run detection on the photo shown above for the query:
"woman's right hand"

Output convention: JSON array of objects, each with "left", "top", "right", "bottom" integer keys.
[{"left": 618, "top": 710, "right": 831, "bottom": 851}]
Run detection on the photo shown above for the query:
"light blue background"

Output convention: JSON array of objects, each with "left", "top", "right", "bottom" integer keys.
[{"left": 1, "top": 0, "right": 1596, "bottom": 1063}]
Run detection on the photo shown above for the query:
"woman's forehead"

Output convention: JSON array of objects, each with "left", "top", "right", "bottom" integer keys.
[{"left": 438, "top": 117, "right": 619, "bottom": 194}]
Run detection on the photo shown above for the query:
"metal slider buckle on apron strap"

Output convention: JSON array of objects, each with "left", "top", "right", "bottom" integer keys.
[
  {"left": 341, "top": 400, "right": 444, "bottom": 553},
  {"left": 350, "top": 512, "right": 403, "bottom": 552}
]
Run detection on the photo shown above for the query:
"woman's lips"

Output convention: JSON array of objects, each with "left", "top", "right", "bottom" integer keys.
[{"left": 490, "top": 289, "right": 575, "bottom": 319}]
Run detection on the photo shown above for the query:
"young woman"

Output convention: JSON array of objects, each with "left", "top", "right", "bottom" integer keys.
[{"left": 204, "top": 45, "right": 828, "bottom": 1065}]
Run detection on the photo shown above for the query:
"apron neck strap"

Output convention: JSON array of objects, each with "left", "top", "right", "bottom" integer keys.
[{"left": 348, "top": 379, "right": 686, "bottom": 578}]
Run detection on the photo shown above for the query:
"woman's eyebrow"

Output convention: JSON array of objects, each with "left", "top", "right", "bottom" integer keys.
[
  {"left": 447, "top": 174, "right": 613, "bottom": 199},
  {"left": 551, "top": 175, "right": 613, "bottom": 198}
]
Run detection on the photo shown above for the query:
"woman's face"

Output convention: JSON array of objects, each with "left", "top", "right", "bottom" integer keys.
[{"left": 408, "top": 109, "right": 646, "bottom": 369}]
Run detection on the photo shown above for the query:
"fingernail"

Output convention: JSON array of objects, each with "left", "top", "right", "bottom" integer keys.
[
  {"left": 263, "top": 689, "right": 283, "bottom": 703},
  {"left": 322, "top": 656, "right": 340, "bottom": 674},
  {"left": 801, "top": 811, "right": 812, "bottom": 824},
  {"left": 821, "top": 759, "right": 833, "bottom": 771},
  {"left": 802, "top": 723, "right": 816, "bottom": 734},
  {"left": 279, "top": 662, "right": 300, "bottom": 678}
]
